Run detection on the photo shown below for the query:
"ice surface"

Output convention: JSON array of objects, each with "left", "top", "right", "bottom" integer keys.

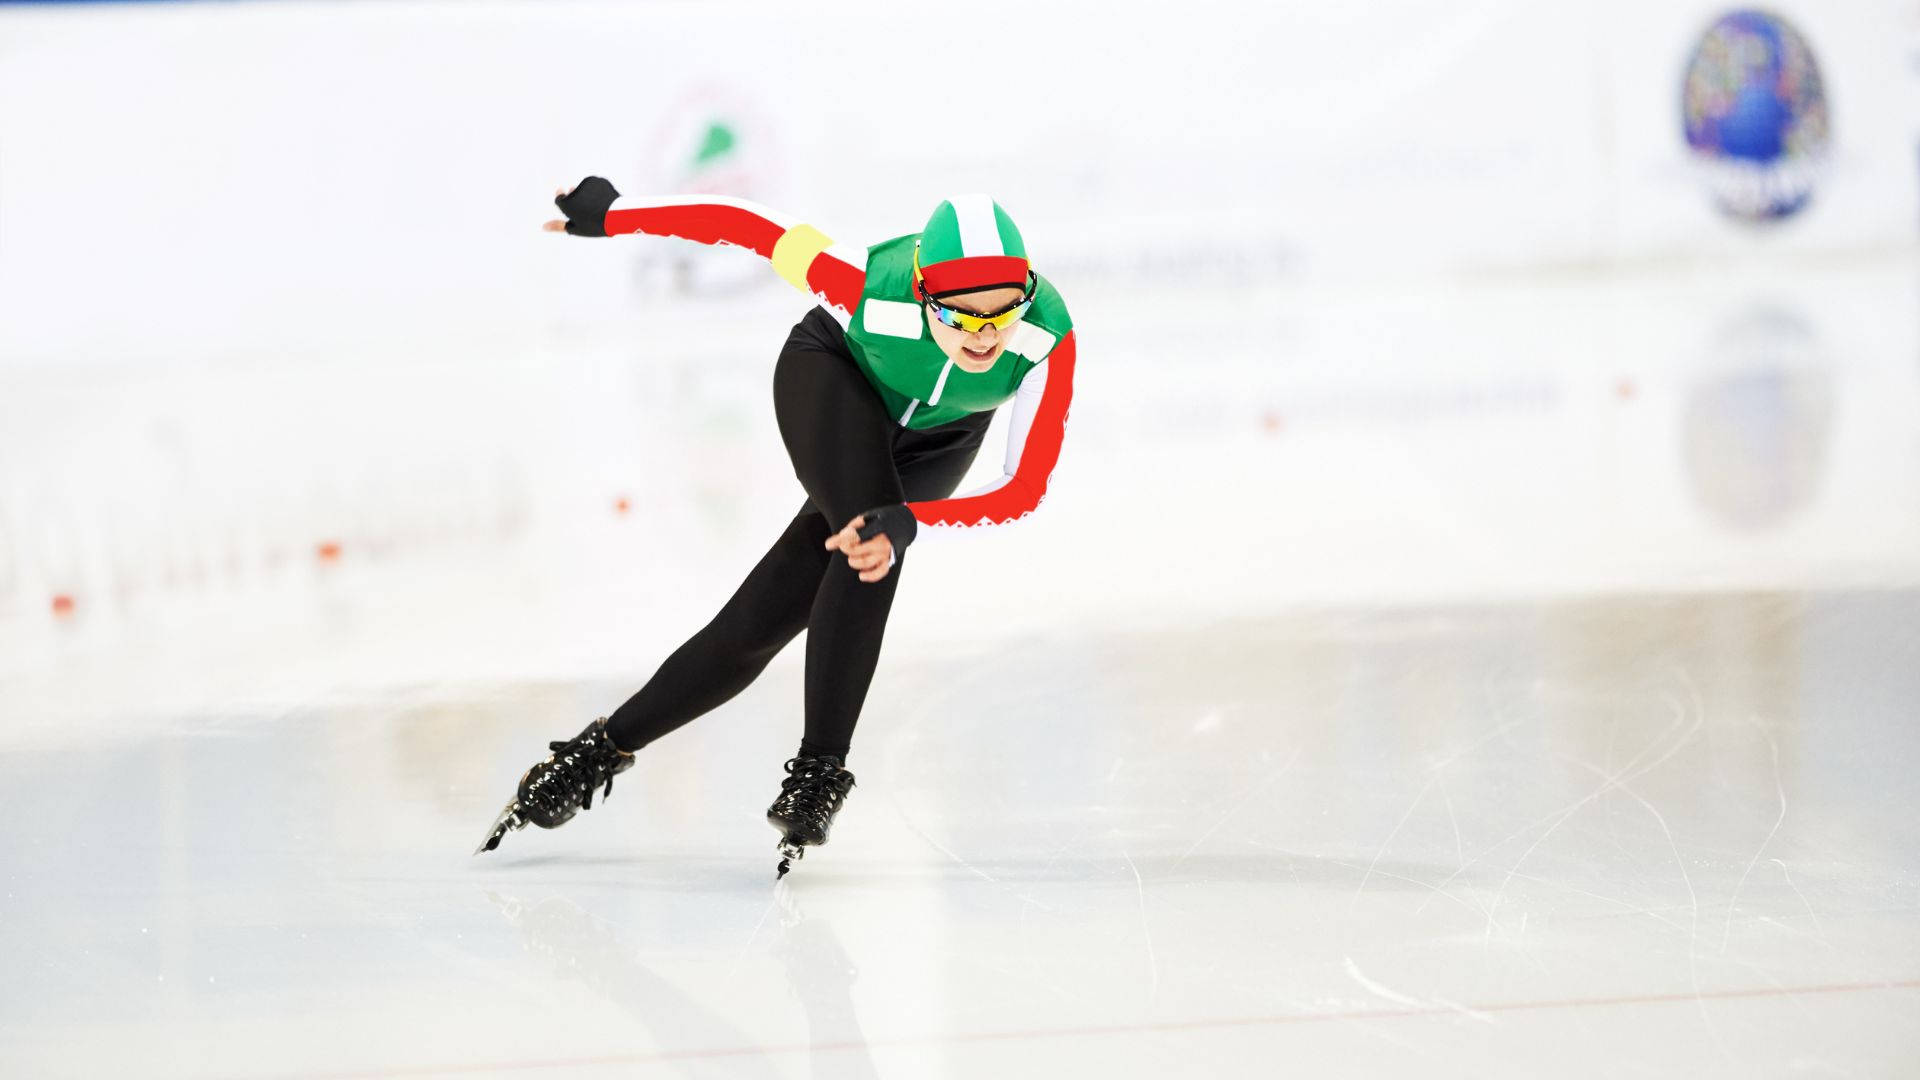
[{"left": 2, "top": 261, "right": 1918, "bottom": 1077}]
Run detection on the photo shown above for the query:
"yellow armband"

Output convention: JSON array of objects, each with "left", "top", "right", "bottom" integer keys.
[{"left": 771, "top": 224, "right": 834, "bottom": 290}]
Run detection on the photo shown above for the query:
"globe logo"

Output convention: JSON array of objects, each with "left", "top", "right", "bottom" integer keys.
[{"left": 1681, "top": 10, "right": 1830, "bottom": 222}]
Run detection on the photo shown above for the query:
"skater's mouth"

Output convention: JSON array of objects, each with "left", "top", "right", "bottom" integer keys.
[{"left": 963, "top": 345, "right": 996, "bottom": 359}]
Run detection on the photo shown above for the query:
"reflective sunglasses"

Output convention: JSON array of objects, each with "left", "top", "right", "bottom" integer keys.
[{"left": 913, "top": 251, "right": 1036, "bottom": 334}]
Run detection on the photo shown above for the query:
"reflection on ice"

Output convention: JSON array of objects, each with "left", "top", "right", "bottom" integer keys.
[{"left": 1683, "top": 305, "right": 1834, "bottom": 530}]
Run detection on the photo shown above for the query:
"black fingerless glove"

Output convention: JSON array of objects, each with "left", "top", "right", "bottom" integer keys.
[
  {"left": 555, "top": 176, "right": 620, "bottom": 237},
  {"left": 855, "top": 504, "right": 918, "bottom": 552}
]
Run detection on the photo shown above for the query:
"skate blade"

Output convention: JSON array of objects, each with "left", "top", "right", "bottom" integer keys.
[
  {"left": 775, "top": 840, "right": 806, "bottom": 879},
  {"left": 474, "top": 801, "right": 527, "bottom": 855}
]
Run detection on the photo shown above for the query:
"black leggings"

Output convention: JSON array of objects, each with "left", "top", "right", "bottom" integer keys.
[{"left": 605, "top": 308, "right": 991, "bottom": 759}]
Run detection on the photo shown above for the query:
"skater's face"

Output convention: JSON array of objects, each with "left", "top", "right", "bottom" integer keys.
[{"left": 925, "top": 285, "right": 1027, "bottom": 373}]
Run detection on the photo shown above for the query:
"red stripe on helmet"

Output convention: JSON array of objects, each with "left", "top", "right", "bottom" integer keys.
[{"left": 919, "top": 255, "right": 1030, "bottom": 297}]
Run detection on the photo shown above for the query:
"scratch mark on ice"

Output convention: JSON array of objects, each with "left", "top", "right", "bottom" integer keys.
[
  {"left": 1773, "top": 858, "right": 1828, "bottom": 945},
  {"left": 1441, "top": 780, "right": 1466, "bottom": 872},
  {"left": 1175, "top": 744, "right": 1302, "bottom": 870},
  {"left": 1356, "top": 771, "right": 1437, "bottom": 902},
  {"left": 1343, "top": 957, "right": 1494, "bottom": 1024},
  {"left": 1466, "top": 682, "right": 1702, "bottom": 939},
  {"left": 1721, "top": 721, "right": 1787, "bottom": 954},
  {"left": 1121, "top": 848, "right": 1160, "bottom": 1005}
]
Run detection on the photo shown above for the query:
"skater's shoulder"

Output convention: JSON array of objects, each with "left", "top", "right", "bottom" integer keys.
[
  {"left": 1030, "top": 271, "right": 1070, "bottom": 317},
  {"left": 1022, "top": 272, "right": 1074, "bottom": 341},
  {"left": 849, "top": 234, "right": 923, "bottom": 296}
]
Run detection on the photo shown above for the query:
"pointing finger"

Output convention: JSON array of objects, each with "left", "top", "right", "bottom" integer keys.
[{"left": 825, "top": 517, "right": 866, "bottom": 552}]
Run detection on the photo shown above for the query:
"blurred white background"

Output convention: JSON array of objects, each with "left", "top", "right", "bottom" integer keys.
[{"left": 2, "top": 0, "right": 1914, "bottom": 725}]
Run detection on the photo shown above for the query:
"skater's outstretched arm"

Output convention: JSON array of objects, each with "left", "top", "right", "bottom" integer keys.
[
  {"left": 906, "top": 328, "right": 1078, "bottom": 530},
  {"left": 544, "top": 177, "right": 866, "bottom": 321}
]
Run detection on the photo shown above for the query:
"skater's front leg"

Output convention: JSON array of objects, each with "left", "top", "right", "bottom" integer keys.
[{"left": 766, "top": 754, "right": 857, "bottom": 878}]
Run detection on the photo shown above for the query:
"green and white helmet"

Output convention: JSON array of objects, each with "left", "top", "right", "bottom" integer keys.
[{"left": 914, "top": 195, "right": 1031, "bottom": 299}]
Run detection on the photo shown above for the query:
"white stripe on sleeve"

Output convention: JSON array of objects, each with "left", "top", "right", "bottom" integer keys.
[
  {"left": 603, "top": 193, "right": 796, "bottom": 228},
  {"left": 1000, "top": 360, "right": 1048, "bottom": 475}
]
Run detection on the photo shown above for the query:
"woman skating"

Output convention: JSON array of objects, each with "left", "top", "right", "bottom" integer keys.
[{"left": 477, "top": 178, "right": 1077, "bottom": 876}]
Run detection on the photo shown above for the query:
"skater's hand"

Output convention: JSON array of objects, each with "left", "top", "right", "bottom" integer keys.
[
  {"left": 543, "top": 176, "right": 620, "bottom": 237},
  {"left": 826, "top": 515, "right": 895, "bottom": 583}
]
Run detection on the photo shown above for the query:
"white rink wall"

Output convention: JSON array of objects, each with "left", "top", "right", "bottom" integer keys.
[{"left": 1, "top": 0, "right": 1918, "bottom": 719}]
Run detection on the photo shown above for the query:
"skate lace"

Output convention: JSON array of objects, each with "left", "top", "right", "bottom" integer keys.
[
  {"left": 524, "top": 727, "right": 625, "bottom": 816},
  {"left": 771, "top": 757, "right": 855, "bottom": 824}
]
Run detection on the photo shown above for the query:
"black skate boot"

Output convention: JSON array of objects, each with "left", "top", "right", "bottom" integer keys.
[
  {"left": 474, "top": 718, "right": 634, "bottom": 854},
  {"left": 766, "top": 754, "right": 856, "bottom": 879}
]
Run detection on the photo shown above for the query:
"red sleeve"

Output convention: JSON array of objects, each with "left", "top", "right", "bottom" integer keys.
[
  {"left": 603, "top": 196, "right": 865, "bottom": 317},
  {"left": 804, "top": 251, "right": 866, "bottom": 317},
  {"left": 604, "top": 200, "right": 785, "bottom": 258},
  {"left": 907, "top": 329, "right": 1077, "bottom": 528}
]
